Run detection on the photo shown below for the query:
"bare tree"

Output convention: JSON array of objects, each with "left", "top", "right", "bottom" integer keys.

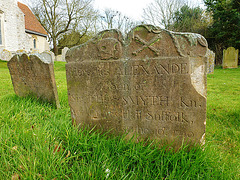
[
  {"left": 98, "top": 9, "right": 139, "bottom": 35},
  {"left": 31, "top": 0, "right": 96, "bottom": 55},
  {"left": 143, "top": 0, "right": 188, "bottom": 30}
]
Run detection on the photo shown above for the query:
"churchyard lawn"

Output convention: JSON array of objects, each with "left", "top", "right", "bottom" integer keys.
[{"left": 0, "top": 60, "right": 239, "bottom": 179}]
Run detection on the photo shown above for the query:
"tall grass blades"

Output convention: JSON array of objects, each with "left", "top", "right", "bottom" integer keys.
[{"left": 0, "top": 61, "right": 239, "bottom": 179}]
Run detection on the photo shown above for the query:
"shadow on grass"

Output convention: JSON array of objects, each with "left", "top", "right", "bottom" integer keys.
[{"left": 1, "top": 94, "right": 57, "bottom": 110}]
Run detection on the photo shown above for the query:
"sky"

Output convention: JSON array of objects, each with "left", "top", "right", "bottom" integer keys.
[
  {"left": 93, "top": 0, "right": 154, "bottom": 21},
  {"left": 94, "top": 0, "right": 204, "bottom": 21},
  {"left": 18, "top": 0, "right": 205, "bottom": 21}
]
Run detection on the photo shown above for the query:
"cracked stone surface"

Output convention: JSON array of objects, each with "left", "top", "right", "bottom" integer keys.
[{"left": 66, "top": 25, "right": 208, "bottom": 148}]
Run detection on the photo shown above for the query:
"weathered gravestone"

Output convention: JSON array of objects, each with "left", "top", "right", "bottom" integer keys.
[
  {"left": 206, "top": 49, "right": 215, "bottom": 74},
  {"left": 0, "top": 49, "right": 13, "bottom": 61},
  {"left": 222, "top": 47, "right": 239, "bottom": 69},
  {"left": 8, "top": 52, "right": 60, "bottom": 108},
  {"left": 62, "top": 47, "right": 69, "bottom": 62},
  {"left": 42, "top": 50, "right": 55, "bottom": 62},
  {"left": 55, "top": 55, "right": 62, "bottom": 62},
  {"left": 66, "top": 25, "right": 207, "bottom": 148},
  {"left": 16, "top": 49, "right": 27, "bottom": 54},
  {"left": 31, "top": 49, "right": 40, "bottom": 54}
]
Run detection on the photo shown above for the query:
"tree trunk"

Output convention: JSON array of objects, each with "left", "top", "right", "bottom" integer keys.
[{"left": 53, "top": 39, "right": 58, "bottom": 56}]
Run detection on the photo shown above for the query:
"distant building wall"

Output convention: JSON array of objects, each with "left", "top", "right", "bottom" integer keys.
[
  {"left": 0, "top": 0, "right": 30, "bottom": 52},
  {"left": 0, "top": 0, "right": 50, "bottom": 61},
  {"left": 28, "top": 33, "right": 50, "bottom": 52}
]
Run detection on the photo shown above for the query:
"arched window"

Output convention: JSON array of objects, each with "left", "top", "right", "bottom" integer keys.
[
  {"left": 0, "top": 19, "right": 2, "bottom": 45},
  {"left": 0, "top": 13, "right": 3, "bottom": 45},
  {"left": 33, "top": 39, "right": 36, "bottom": 49}
]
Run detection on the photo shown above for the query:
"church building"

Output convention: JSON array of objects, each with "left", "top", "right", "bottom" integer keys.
[{"left": 0, "top": 0, "right": 50, "bottom": 60}]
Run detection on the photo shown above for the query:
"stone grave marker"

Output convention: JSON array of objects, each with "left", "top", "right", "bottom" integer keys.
[
  {"left": 16, "top": 49, "right": 27, "bottom": 53},
  {"left": 61, "top": 47, "right": 69, "bottom": 62},
  {"left": 42, "top": 50, "right": 55, "bottom": 62},
  {"left": 206, "top": 49, "right": 215, "bottom": 74},
  {"left": 31, "top": 49, "right": 40, "bottom": 54},
  {"left": 0, "top": 49, "right": 13, "bottom": 61},
  {"left": 66, "top": 25, "right": 208, "bottom": 148},
  {"left": 222, "top": 47, "right": 239, "bottom": 69},
  {"left": 55, "top": 55, "right": 62, "bottom": 62},
  {"left": 8, "top": 52, "right": 60, "bottom": 108}
]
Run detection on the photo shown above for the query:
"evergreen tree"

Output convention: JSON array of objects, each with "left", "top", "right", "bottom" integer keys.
[
  {"left": 204, "top": 0, "right": 240, "bottom": 64},
  {"left": 173, "top": 5, "right": 212, "bottom": 36}
]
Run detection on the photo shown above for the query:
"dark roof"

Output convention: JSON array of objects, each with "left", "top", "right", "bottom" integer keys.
[{"left": 17, "top": 2, "right": 48, "bottom": 36}]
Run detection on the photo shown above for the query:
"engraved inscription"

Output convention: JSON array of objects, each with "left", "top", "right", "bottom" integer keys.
[
  {"left": 66, "top": 25, "right": 207, "bottom": 149},
  {"left": 122, "top": 96, "right": 169, "bottom": 106},
  {"left": 67, "top": 61, "right": 189, "bottom": 78},
  {"left": 180, "top": 97, "right": 201, "bottom": 108},
  {"left": 123, "top": 126, "right": 194, "bottom": 138}
]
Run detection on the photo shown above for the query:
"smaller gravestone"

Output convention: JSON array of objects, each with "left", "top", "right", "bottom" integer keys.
[
  {"left": 31, "top": 49, "right": 40, "bottom": 54},
  {"left": 16, "top": 49, "right": 27, "bottom": 54},
  {"left": 0, "top": 49, "right": 13, "bottom": 61},
  {"left": 42, "top": 50, "right": 55, "bottom": 62},
  {"left": 61, "top": 47, "right": 69, "bottom": 62},
  {"left": 7, "top": 52, "right": 60, "bottom": 108},
  {"left": 55, "top": 55, "right": 62, "bottom": 62},
  {"left": 206, "top": 49, "right": 215, "bottom": 74},
  {"left": 223, "top": 47, "right": 239, "bottom": 69}
]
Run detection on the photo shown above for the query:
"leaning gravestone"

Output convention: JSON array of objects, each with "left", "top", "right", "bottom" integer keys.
[
  {"left": 8, "top": 52, "right": 60, "bottom": 108},
  {"left": 66, "top": 25, "right": 207, "bottom": 148},
  {"left": 206, "top": 49, "right": 215, "bottom": 74},
  {"left": 222, "top": 47, "right": 239, "bottom": 69}
]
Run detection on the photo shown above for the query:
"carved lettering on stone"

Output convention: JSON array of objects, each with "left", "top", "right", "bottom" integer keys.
[{"left": 66, "top": 25, "right": 208, "bottom": 148}]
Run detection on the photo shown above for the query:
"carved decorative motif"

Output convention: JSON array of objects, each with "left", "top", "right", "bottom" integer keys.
[{"left": 132, "top": 34, "right": 162, "bottom": 56}]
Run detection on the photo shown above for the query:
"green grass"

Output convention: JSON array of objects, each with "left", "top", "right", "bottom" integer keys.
[{"left": 0, "top": 60, "right": 239, "bottom": 179}]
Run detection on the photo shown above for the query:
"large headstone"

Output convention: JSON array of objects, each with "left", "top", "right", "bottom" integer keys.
[
  {"left": 206, "top": 49, "right": 215, "bottom": 74},
  {"left": 222, "top": 47, "right": 239, "bottom": 69},
  {"left": 66, "top": 25, "right": 208, "bottom": 148},
  {"left": 7, "top": 52, "right": 60, "bottom": 108}
]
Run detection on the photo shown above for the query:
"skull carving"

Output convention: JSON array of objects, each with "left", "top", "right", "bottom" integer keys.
[{"left": 97, "top": 38, "right": 122, "bottom": 60}]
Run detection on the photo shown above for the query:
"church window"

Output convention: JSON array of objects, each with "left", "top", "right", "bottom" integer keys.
[
  {"left": 0, "top": 14, "right": 2, "bottom": 45},
  {"left": 33, "top": 39, "right": 36, "bottom": 48},
  {"left": 0, "top": 21, "right": 2, "bottom": 45}
]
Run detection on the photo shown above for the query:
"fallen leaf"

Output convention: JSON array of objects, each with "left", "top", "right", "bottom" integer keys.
[
  {"left": 37, "top": 174, "right": 43, "bottom": 179},
  {"left": 66, "top": 150, "right": 71, "bottom": 158},
  {"left": 19, "top": 165, "right": 25, "bottom": 170},
  {"left": 12, "top": 146, "right": 18, "bottom": 151},
  {"left": 53, "top": 144, "right": 64, "bottom": 153},
  {"left": 12, "top": 173, "right": 20, "bottom": 180}
]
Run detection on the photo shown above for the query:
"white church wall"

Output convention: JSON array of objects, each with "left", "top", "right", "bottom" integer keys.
[
  {"left": 28, "top": 34, "right": 50, "bottom": 53},
  {"left": 0, "top": 0, "right": 49, "bottom": 61},
  {"left": 0, "top": 0, "right": 30, "bottom": 53}
]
